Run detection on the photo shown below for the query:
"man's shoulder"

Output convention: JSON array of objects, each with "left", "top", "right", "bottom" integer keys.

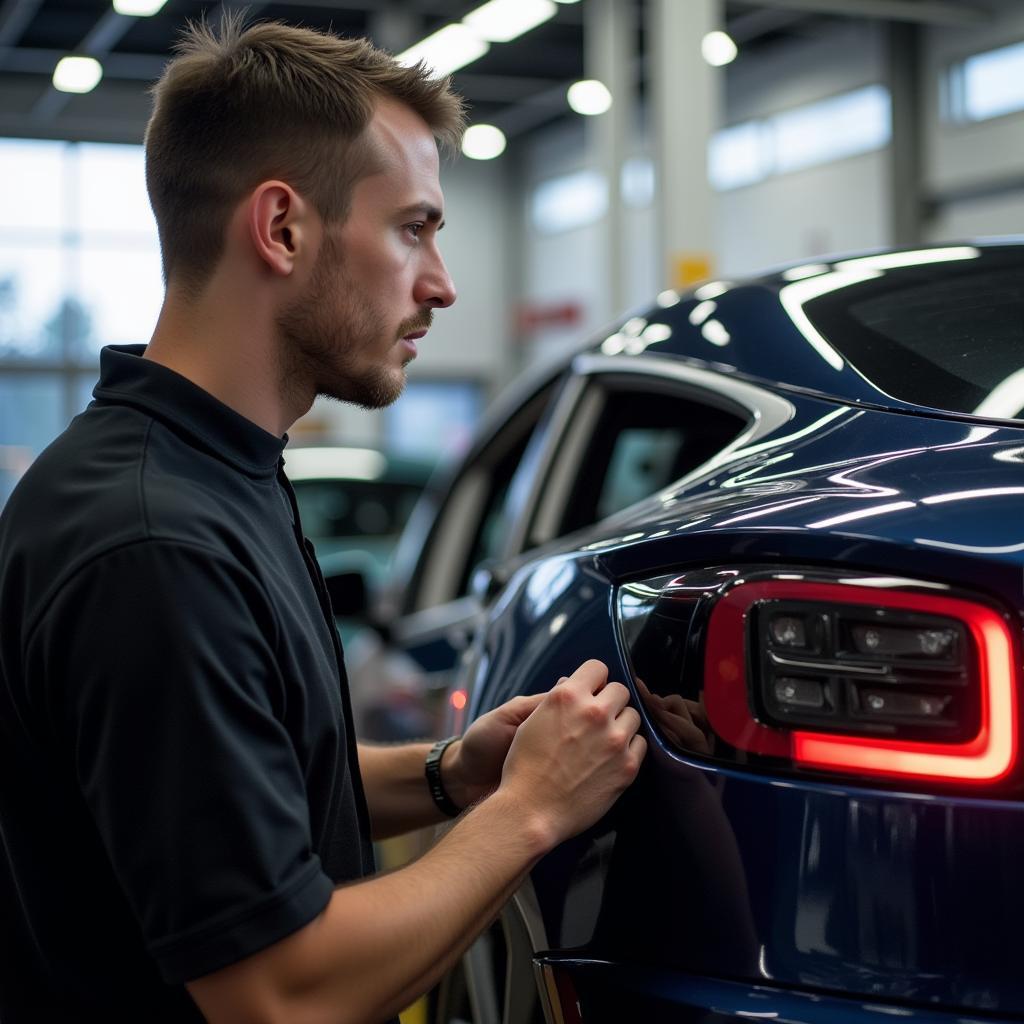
[{"left": 0, "top": 402, "right": 267, "bottom": 639}]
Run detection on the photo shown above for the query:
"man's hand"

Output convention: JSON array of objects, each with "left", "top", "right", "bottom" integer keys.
[
  {"left": 443, "top": 693, "right": 545, "bottom": 810},
  {"left": 497, "top": 659, "right": 647, "bottom": 847}
]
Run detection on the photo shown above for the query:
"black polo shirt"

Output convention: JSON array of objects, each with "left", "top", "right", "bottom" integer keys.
[{"left": 0, "top": 344, "right": 375, "bottom": 1021}]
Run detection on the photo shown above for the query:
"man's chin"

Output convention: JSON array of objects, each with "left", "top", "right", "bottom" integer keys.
[{"left": 320, "top": 367, "right": 406, "bottom": 410}]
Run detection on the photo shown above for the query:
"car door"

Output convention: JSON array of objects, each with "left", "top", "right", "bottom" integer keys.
[{"left": 346, "top": 365, "right": 569, "bottom": 739}]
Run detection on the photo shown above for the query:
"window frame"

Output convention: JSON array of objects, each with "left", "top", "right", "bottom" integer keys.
[{"left": 517, "top": 354, "right": 796, "bottom": 553}]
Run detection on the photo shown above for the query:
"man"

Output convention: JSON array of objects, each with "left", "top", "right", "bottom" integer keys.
[{"left": 0, "top": 17, "right": 646, "bottom": 1024}]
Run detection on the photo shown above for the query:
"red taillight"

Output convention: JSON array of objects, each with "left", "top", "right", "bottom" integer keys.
[{"left": 704, "top": 581, "right": 1019, "bottom": 784}]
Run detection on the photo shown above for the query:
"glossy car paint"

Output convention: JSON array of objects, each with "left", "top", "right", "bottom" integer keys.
[{"left": 386, "top": 243, "right": 1024, "bottom": 1021}]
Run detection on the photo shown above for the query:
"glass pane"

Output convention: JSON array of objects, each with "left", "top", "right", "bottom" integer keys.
[
  {"left": 597, "top": 429, "right": 686, "bottom": 520},
  {"left": 0, "top": 243, "right": 68, "bottom": 360},
  {"left": 530, "top": 170, "right": 608, "bottom": 235},
  {"left": 0, "top": 374, "right": 65, "bottom": 508},
  {"left": 708, "top": 121, "right": 771, "bottom": 191},
  {"left": 385, "top": 380, "right": 483, "bottom": 460},
  {"left": 75, "top": 370, "right": 101, "bottom": 413},
  {"left": 74, "top": 244, "right": 164, "bottom": 356},
  {"left": 772, "top": 85, "right": 891, "bottom": 175},
  {"left": 0, "top": 138, "right": 65, "bottom": 234},
  {"left": 803, "top": 248, "right": 1024, "bottom": 418},
  {"left": 77, "top": 142, "right": 159, "bottom": 239},
  {"left": 963, "top": 40, "right": 1024, "bottom": 121}
]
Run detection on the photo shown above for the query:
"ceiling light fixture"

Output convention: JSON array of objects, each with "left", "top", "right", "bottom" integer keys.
[
  {"left": 567, "top": 79, "right": 612, "bottom": 116},
  {"left": 702, "top": 30, "right": 738, "bottom": 67},
  {"left": 112, "top": 0, "right": 168, "bottom": 16},
  {"left": 397, "top": 24, "right": 490, "bottom": 77},
  {"left": 462, "top": 124, "right": 507, "bottom": 160},
  {"left": 463, "top": 0, "right": 556, "bottom": 43},
  {"left": 52, "top": 56, "right": 103, "bottom": 94}
]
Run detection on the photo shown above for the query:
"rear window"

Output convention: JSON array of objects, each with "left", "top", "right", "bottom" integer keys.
[{"left": 803, "top": 249, "right": 1024, "bottom": 419}]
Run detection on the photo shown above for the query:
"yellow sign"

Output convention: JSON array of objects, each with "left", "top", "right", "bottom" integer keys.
[{"left": 671, "top": 252, "right": 714, "bottom": 289}]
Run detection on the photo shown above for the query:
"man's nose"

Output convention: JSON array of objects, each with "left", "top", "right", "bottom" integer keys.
[{"left": 415, "top": 251, "right": 457, "bottom": 309}]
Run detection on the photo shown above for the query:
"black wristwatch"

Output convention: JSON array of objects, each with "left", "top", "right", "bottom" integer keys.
[{"left": 425, "top": 736, "right": 461, "bottom": 818}]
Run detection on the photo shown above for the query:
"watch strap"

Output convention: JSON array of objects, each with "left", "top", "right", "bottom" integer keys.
[{"left": 425, "top": 736, "right": 461, "bottom": 818}]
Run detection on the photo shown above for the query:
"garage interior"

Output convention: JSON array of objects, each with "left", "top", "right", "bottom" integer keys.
[{"left": 1, "top": 0, "right": 1022, "bottom": 482}]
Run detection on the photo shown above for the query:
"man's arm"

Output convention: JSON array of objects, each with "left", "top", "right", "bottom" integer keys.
[
  {"left": 358, "top": 693, "right": 545, "bottom": 839},
  {"left": 187, "top": 661, "right": 646, "bottom": 1024}
]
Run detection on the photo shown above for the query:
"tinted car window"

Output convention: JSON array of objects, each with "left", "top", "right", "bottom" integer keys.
[
  {"left": 804, "top": 252, "right": 1024, "bottom": 417},
  {"left": 293, "top": 479, "right": 423, "bottom": 540},
  {"left": 558, "top": 387, "right": 745, "bottom": 536}
]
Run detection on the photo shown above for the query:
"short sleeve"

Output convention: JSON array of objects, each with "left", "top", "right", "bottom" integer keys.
[{"left": 26, "top": 540, "right": 335, "bottom": 984}]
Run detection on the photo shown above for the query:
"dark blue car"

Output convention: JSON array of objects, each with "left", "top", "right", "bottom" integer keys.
[{"left": 361, "top": 241, "right": 1024, "bottom": 1024}]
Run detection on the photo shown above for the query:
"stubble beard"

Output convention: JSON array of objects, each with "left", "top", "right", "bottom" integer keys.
[{"left": 276, "top": 238, "right": 430, "bottom": 411}]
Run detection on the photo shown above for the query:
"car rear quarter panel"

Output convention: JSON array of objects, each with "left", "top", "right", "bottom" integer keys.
[{"left": 465, "top": 403, "right": 1024, "bottom": 1015}]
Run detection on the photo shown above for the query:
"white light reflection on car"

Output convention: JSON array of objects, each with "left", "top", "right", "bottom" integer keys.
[{"left": 807, "top": 500, "right": 916, "bottom": 529}]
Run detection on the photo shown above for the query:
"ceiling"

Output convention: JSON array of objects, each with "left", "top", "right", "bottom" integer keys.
[{"left": 0, "top": 0, "right": 994, "bottom": 145}]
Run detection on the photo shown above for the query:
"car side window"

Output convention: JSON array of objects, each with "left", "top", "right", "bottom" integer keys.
[
  {"left": 532, "top": 379, "right": 748, "bottom": 543},
  {"left": 408, "top": 380, "right": 560, "bottom": 612}
]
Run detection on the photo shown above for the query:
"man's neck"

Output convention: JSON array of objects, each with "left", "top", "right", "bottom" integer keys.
[{"left": 145, "top": 282, "right": 312, "bottom": 438}]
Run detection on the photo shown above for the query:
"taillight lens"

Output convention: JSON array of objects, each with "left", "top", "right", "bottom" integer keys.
[{"left": 619, "top": 569, "right": 1020, "bottom": 786}]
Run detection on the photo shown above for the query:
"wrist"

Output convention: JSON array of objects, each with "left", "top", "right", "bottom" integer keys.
[
  {"left": 440, "top": 738, "right": 480, "bottom": 812},
  {"left": 484, "top": 786, "right": 558, "bottom": 860}
]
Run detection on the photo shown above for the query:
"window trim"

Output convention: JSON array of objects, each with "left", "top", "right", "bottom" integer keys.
[{"left": 520, "top": 354, "right": 796, "bottom": 551}]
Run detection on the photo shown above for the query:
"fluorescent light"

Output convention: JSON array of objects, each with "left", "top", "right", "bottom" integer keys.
[
  {"left": 702, "top": 30, "right": 738, "bottom": 67},
  {"left": 112, "top": 0, "right": 168, "bottom": 15},
  {"left": 462, "top": 123, "right": 507, "bottom": 160},
  {"left": 463, "top": 0, "right": 556, "bottom": 43},
  {"left": 397, "top": 24, "right": 489, "bottom": 77},
  {"left": 52, "top": 56, "right": 103, "bottom": 94},
  {"left": 567, "top": 79, "right": 612, "bottom": 116}
]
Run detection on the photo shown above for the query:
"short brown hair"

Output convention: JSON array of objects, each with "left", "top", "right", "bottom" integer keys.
[{"left": 145, "top": 16, "right": 466, "bottom": 294}]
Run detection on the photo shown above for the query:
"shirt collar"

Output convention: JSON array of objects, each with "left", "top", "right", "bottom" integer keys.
[{"left": 92, "top": 344, "right": 287, "bottom": 477}]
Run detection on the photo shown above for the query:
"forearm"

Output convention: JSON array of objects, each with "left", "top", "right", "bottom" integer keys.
[
  {"left": 188, "top": 788, "right": 550, "bottom": 1024},
  {"left": 359, "top": 740, "right": 481, "bottom": 840},
  {"left": 358, "top": 741, "right": 446, "bottom": 839}
]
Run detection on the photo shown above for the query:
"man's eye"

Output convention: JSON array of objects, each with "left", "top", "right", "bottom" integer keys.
[{"left": 405, "top": 223, "right": 424, "bottom": 239}]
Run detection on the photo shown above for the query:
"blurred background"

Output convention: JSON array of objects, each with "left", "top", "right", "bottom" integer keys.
[{"left": 1, "top": 0, "right": 1021, "bottom": 505}]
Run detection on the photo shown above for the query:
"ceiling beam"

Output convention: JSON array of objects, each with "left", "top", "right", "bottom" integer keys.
[
  {"left": 736, "top": 0, "right": 989, "bottom": 27},
  {"left": 726, "top": 7, "right": 810, "bottom": 44},
  {"left": 29, "top": 1, "right": 261, "bottom": 123},
  {"left": 0, "top": 46, "right": 167, "bottom": 78},
  {"left": 0, "top": 0, "right": 43, "bottom": 53}
]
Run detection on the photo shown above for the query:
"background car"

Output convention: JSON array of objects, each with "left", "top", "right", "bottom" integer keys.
[
  {"left": 354, "top": 240, "right": 1024, "bottom": 1023},
  {"left": 284, "top": 445, "right": 437, "bottom": 739}
]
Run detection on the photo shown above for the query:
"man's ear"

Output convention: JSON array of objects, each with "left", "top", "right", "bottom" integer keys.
[{"left": 247, "top": 181, "right": 314, "bottom": 277}]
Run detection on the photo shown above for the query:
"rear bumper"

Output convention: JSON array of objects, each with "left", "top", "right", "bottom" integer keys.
[{"left": 535, "top": 957, "right": 1024, "bottom": 1024}]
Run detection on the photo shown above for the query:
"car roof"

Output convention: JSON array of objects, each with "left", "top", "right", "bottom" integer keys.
[{"left": 582, "top": 240, "right": 1024, "bottom": 424}]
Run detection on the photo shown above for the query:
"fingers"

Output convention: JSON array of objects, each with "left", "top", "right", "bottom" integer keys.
[
  {"left": 628, "top": 733, "right": 648, "bottom": 767},
  {"left": 564, "top": 659, "right": 609, "bottom": 695},
  {"left": 595, "top": 680, "right": 631, "bottom": 717},
  {"left": 616, "top": 705, "right": 641, "bottom": 737}
]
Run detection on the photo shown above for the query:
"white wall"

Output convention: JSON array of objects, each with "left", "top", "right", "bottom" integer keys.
[
  {"left": 514, "top": 17, "right": 893, "bottom": 369},
  {"left": 922, "top": 0, "right": 1024, "bottom": 241},
  {"left": 716, "top": 20, "right": 889, "bottom": 275}
]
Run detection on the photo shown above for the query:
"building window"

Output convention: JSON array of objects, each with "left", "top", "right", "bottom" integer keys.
[
  {"left": 0, "top": 137, "right": 163, "bottom": 506},
  {"left": 946, "top": 39, "right": 1024, "bottom": 123},
  {"left": 708, "top": 84, "right": 892, "bottom": 191}
]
